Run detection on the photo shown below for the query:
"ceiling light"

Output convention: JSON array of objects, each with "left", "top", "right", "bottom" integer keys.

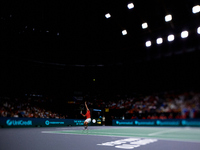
[
  {"left": 156, "top": 38, "right": 163, "bottom": 44},
  {"left": 105, "top": 13, "right": 111, "bottom": 19},
  {"left": 192, "top": 5, "right": 200, "bottom": 14},
  {"left": 122, "top": 30, "right": 127, "bottom": 35},
  {"left": 181, "top": 30, "right": 189, "bottom": 38},
  {"left": 167, "top": 34, "right": 175, "bottom": 42},
  {"left": 165, "top": 14, "right": 172, "bottom": 22},
  {"left": 197, "top": 27, "right": 200, "bottom": 34},
  {"left": 142, "top": 22, "right": 148, "bottom": 29},
  {"left": 145, "top": 41, "right": 151, "bottom": 47},
  {"left": 127, "top": 3, "right": 134, "bottom": 9}
]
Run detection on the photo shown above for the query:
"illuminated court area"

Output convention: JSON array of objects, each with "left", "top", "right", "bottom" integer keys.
[{"left": 1, "top": 126, "right": 200, "bottom": 150}]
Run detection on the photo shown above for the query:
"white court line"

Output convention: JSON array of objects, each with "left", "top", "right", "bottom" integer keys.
[
  {"left": 45, "top": 130, "right": 188, "bottom": 138},
  {"left": 41, "top": 131, "right": 200, "bottom": 143},
  {"left": 56, "top": 127, "right": 130, "bottom": 130},
  {"left": 42, "top": 131, "right": 145, "bottom": 138},
  {"left": 148, "top": 129, "right": 181, "bottom": 136},
  {"left": 43, "top": 130, "right": 197, "bottom": 139},
  {"left": 56, "top": 127, "right": 84, "bottom": 130},
  {"left": 42, "top": 130, "right": 146, "bottom": 136},
  {"left": 55, "top": 127, "right": 132, "bottom": 132}
]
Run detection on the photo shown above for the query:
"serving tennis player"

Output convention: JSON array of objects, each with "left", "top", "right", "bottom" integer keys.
[{"left": 81, "top": 101, "right": 91, "bottom": 130}]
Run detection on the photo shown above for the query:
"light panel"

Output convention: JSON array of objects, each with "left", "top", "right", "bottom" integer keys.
[
  {"left": 198, "top": 27, "right": 200, "bottom": 34},
  {"left": 145, "top": 41, "right": 151, "bottom": 47},
  {"left": 167, "top": 34, "right": 174, "bottom": 42},
  {"left": 105, "top": 13, "right": 111, "bottom": 18},
  {"left": 156, "top": 38, "right": 163, "bottom": 44},
  {"left": 181, "top": 30, "right": 189, "bottom": 38},
  {"left": 192, "top": 5, "right": 200, "bottom": 14},
  {"left": 127, "top": 3, "right": 134, "bottom": 9},
  {"left": 122, "top": 30, "right": 127, "bottom": 35},
  {"left": 165, "top": 14, "right": 172, "bottom": 22},
  {"left": 142, "top": 23, "right": 148, "bottom": 29}
]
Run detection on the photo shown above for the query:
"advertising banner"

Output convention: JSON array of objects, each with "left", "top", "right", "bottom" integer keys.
[
  {"left": 113, "top": 119, "right": 200, "bottom": 127},
  {"left": 0, "top": 117, "right": 85, "bottom": 128}
]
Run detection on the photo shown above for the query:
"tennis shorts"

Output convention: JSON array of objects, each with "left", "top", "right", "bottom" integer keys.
[{"left": 85, "top": 118, "right": 91, "bottom": 123}]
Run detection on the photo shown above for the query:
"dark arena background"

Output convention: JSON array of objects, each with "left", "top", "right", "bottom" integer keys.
[{"left": 1, "top": 0, "right": 200, "bottom": 150}]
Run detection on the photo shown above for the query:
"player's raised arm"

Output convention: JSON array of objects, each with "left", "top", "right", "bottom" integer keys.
[{"left": 85, "top": 101, "right": 89, "bottom": 111}]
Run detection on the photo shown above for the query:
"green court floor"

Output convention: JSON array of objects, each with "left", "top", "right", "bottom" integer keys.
[{"left": 42, "top": 127, "right": 200, "bottom": 142}]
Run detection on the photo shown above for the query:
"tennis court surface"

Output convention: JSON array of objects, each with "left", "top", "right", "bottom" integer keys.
[{"left": 1, "top": 126, "right": 200, "bottom": 150}]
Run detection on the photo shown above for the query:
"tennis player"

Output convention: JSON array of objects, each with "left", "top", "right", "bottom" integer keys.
[{"left": 81, "top": 101, "right": 91, "bottom": 130}]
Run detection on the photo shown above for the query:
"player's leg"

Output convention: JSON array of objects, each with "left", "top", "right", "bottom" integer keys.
[
  {"left": 85, "top": 122, "right": 88, "bottom": 129},
  {"left": 85, "top": 118, "right": 91, "bottom": 130},
  {"left": 83, "top": 121, "right": 87, "bottom": 130}
]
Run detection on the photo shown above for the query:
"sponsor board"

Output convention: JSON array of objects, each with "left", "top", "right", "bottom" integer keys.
[
  {"left": 182, "top": 120, "right": 200, "bottom": 126},
  {"left": 6, "top": 119, "right": 32, "bottom": 126},
  {"left": 74, "top": 120, "right": 84, "bottom": 125},
  {"left": 113, "top": 119, "right": 200, "bottom": 126},
  {"left": 116, "top": 121, "right": 134, "bottom": 125},
  {"left": 0, "top": 117, "right": 86, "bottom": 128},
  {"left": 45, "top": 120, "right": 64, "bottom": 126},
  {"left": 156, "top": 120, "right": 180, "bottom": 126},
  {"left": 135, "top": 120, "right": 155, "bottom": 125}
]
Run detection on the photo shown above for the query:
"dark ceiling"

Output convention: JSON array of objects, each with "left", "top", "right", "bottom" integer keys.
[
  {"left": 1, "top": 0, "right": 200, "bottom": 95},
  {"left": 1, "top": 0, "right": 200, "bottom": 64}
]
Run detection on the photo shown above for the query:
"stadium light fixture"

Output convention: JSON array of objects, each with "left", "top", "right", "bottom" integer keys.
[
  {"left": 105, "top": 13, "right": 111, "bottom": 19},
  {"left": 142, "top": 22, "right": 148, "bottom": 29},
  {"left": 122, "top": 30, "right": 127, "bottom": 35},
  {"left": 192, "top": 5, "right": 200, "bottom": 14},
  {"left": 156, "top": 38, "right": 163, "bottom": 44},
  {"left": 145, "top": 41, "right": 151, "bottom": 47},
  {"left": 197, "top": 27, "right": 200, "bottom": 34},
  {"left": 127, "top": 3, "right": 134, "bottom": 9},
  {"left": 165, "top": 14, "right": 172, "bottom": 22},
  {"left": 167, "top": 34, "right": 175, "bottom": 42},
  {"left": 181, "top": 30, "right": 189, "bottom": 38}
]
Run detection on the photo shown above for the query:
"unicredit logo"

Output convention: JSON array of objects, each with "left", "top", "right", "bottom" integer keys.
[
  {"left": 6, "top": 119, "right": 32, "bottom": 126},
  {"left": 45, "top": 120, "right": 50, "bottom": 125},
  {"left": 6, "top": 120, "right": 13, "bottom": 126}
]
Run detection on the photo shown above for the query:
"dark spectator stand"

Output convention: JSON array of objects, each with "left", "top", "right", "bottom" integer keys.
[{"left": 1, "top": 90, "right": 200, "bottom": 127}]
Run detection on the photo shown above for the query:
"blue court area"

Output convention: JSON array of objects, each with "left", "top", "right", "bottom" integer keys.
[{"left": 1, "top": 126, "right": 200, "bottom": 150}]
